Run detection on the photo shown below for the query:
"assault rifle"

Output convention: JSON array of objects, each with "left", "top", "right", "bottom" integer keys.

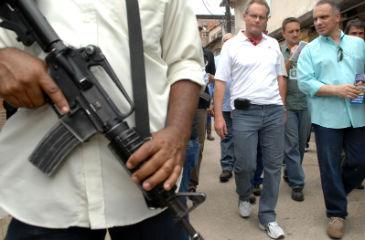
[{"left": 0, "top": 1, "right": 205, "bottom": 239}]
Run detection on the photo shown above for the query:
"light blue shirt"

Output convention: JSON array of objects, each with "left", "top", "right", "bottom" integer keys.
[
  {"left": 298, "top": 31, "right": 365, "bottom": 129},
  {"left": 215, "top": 55, "right": 232, "bottom": 112}
]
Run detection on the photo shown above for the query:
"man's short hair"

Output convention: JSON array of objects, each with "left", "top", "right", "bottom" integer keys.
[
  {"left": 315, "top": 0, "right": 340, "bottom": 15},
  {"left": 344, "top": 19, "right": 365, "bottom": 34},
  {"left": 244, "top": 0, "right": 270, "bottom": 17},
  {"left": 282, "top": 17, "right": 300, "bottom": 31}
]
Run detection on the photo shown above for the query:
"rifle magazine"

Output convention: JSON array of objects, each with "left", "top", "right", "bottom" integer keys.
[{"left": 29, "top": 121, "right": 81, "bottom": 176}]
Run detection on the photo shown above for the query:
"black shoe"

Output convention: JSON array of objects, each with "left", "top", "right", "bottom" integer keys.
[
  {"left": 356, "top": 184, "right": 364, "bottom": 190},
  {"left": 219, "top": 170, "right": 232, "bottom": 183},
  {"left": 253, "top": 184, "right": 261, "bottom": 196},
  {"left": 207, "top": 134, "right": 215, "bottom": 141},
  {"left": 249, "top": 193, "right": 256, "bottom": 204},
  {"left": 291, "top": 188, "right": 304, "bottom": 202}
]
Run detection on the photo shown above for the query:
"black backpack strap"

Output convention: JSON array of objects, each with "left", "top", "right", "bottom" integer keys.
[{"left": 125, "top": 0, "right": 150, "bottom": 139}]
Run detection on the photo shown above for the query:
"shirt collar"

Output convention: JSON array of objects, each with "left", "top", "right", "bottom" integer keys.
[
  {"left": 319, "top": 30, "right": 345, "bottom": 42},
  {"left": 281, "top": 42, "right": 290, "bottom": 53},
  {"left": 239, "top": 30, "right": 267, "bottom": 46}
]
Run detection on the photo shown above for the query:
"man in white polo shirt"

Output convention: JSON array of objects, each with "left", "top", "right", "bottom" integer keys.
[{"left": 214, "top": 0, "right": 286, "bottom": 239}]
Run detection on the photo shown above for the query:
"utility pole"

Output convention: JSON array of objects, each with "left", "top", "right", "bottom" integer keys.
[{"left": 225, "top": 0, "right": 231, "bottom": 33}]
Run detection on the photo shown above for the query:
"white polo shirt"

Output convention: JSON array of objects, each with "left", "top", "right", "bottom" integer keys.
[{"left": 215, "top": 30, "right": 284, "bottom": 109}]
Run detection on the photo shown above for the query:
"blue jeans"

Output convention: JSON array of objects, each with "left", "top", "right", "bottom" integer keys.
[
  {"left": 220, "top": 111, "right": 235, "bottom": 171},
  {"left": 179, "top": 137, "right": 199, "bottom": 240},
  {"left": 232, "top": 104, "right": 284, "bottom": 224},
  {"left": 189, "top": 109, "right": 207, "bottom": 189},
  {"left": 6, "top": 208, "right": 186, "bottom": 240},
  {"left": 206, "top": 114, "right": 211, "bottom": 124},
  {"left": 251, "top": 144, "right": 264, "bottom": 187},
  {"left": 180, "top": 138, "right": 200, "bottom": 193},
  {"left": 313, "top": 124, "right": 365, "bottom": 219},
  {"left": 284, "top": 110, "right": 311, "bottom": 189}
]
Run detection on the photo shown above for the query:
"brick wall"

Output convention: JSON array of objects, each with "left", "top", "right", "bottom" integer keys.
[{"left": 0, "top": 99, "right": 6, "bottom": 131}]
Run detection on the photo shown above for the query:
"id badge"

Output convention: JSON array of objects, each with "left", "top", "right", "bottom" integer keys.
[{"left": 289, "top": 68, "right": 298, "bottom": 80}]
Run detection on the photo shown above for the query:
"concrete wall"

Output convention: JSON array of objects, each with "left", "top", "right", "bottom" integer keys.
[
  {"left": 233, "top": 0, "right": 246, "bottom": 34},
  {"left": 268, "top": 0, "right": 318, "bottom": 33}
]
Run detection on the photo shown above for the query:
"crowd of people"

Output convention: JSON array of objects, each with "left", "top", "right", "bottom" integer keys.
[
  {"left": 200, "top": 0, "right": 364, "bottom": 239},
  {"left": 0, "top": 0, "right": 364, "bottom": 240}
]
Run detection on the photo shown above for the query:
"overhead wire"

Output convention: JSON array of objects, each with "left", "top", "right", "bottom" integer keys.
[
  {"left": 201, "top": 0, "right": 215, "bottom": 15},
  {"left": 206, "top": 0, "right": 226, "bottom": 14}
]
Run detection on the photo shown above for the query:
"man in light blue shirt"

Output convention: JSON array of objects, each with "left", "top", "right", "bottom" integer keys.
[{"left": 297, "top": 1, "right": 365, "bottom": 239}]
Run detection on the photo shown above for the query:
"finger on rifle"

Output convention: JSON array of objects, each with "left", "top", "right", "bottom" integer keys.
[
  {"left": 130, "top": 146, "right": 168, "bottom": 187},
  {"left": 141, "top": 159, "right": 176, "bottom": 191},
  {"left": 24, "top": 79, "right": 47, "bottom": 107},
  {"left": 162, "top": 164, "right": 182, "bottom": 191},
  {"left": 126, "top": 140, "right": 155, "bottom": 170},
  {"left": 39, "top": 75, "right": 69, "bottom": 114}
]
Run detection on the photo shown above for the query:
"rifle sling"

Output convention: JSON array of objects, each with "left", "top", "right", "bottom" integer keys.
[{"left": 125, "top": 0, "right": 150, "bottom": 139}]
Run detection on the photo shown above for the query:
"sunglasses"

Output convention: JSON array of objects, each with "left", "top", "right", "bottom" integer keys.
[{"left": 337, "top": 46, "right": 343, "bottom": 62}]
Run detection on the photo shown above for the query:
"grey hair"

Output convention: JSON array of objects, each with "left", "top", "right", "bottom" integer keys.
[
  {"left": 315, "top": 0, "right": 340, "bottom": 14},
  {"left": 244, "top": 0, "right": 270, "bottom": 17}
]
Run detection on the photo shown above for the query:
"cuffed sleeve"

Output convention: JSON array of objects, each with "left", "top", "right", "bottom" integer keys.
[
  {"left": 298, "top": 46, "right": 324, "bottom": 97},
  {"left": 161, "top": 0, "right": 204, "bottom": 88}
]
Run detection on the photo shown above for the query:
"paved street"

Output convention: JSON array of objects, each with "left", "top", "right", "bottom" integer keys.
[
  {"left": 0, "top": 133, "right": 364, "bottom": 240},
  {"left": 189, "top": 132, "right": 364, "bottom": 240}
]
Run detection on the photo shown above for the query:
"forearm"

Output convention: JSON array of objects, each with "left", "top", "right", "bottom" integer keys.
[
  {"left": 315, "top": 85, "right": 338, "bottom": 96},
  {"left": 165, "top": 80, "right": 201, "bottom": 143},
  {"left": 315, "top": 84, "right": 361, "bottom": 99},
  {"left": 278, "top": 76, "right": 287, "bottom": 106},
  {"left": 213, "top": 80, "right": 226, "bottom": 118},
  {"left": 126, "top": 79, "right": 201, "bottom": 191}
]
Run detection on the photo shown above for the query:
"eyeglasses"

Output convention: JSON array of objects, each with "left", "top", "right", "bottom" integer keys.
[
  {"left": 337, "top": 46, "right": 343, "bottom": 62},
  {"left": 248, "top": 14, "right": 267, "bottom": 21}
]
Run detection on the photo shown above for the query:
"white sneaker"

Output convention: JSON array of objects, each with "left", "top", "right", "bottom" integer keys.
[
  {"left": 259, "top": 221, "right": 285, "bottom": 239},
  {"left": 238, "top": 200, "right": 251, "bottom": 218}
]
